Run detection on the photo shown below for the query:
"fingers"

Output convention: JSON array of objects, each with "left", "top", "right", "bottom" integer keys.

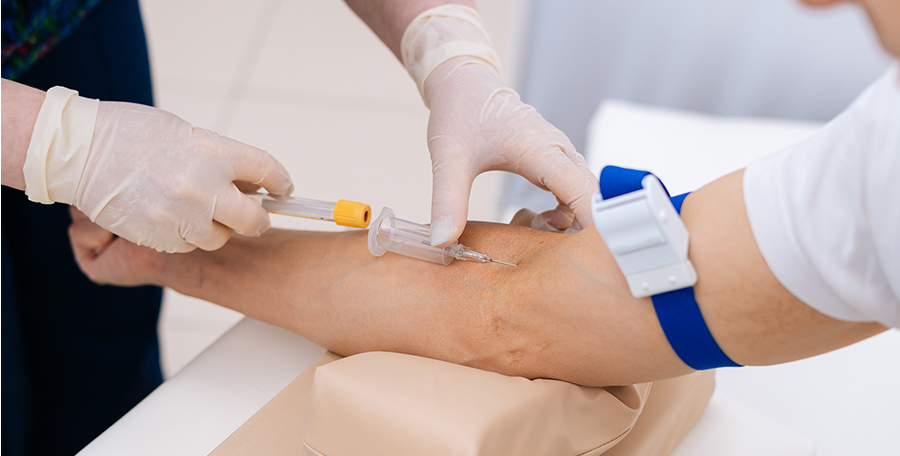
[
  {"left": 181, "top": 219, "right": 231, "bottom": 252},
  {"left": 429, "top": 154, "right": 474, "bottom": 247},
  {"left": 69, "top": 207, "right": 115, "bottom": 261},
  {"left": 68, "top": 207, "right": 167, "bottom": 286},
  {"left": 509, "top": 206, "right": 575, "bottom": 233},
  {"left": 233, "top": 180, "right": 261, "bottom": 194},
  {"left": 536, "top": 201, "right": 576, "bottom": 229},
  {"left": 221, "top": 135, "right": 294, "bottom": 197},
  {"left": 68, "top": 207, "right": 117, "bottom": 283},
  {"left": 516, "top": 145, "right": 598, "bottom": 230},
  {"left": 69, "top": 205, "right": 92, "bottom": 223},
  {"left": 509, "top": 208, "right": 537, "bottom": 227},
  {"left": 213, "top": 184, "right": 271, "bottom": 237},
  {"left": 194, "top": 133, "right": 287, "bottom": 249},
  {"left": 181, "top": 185, "right": 267, "bottom": 252}
]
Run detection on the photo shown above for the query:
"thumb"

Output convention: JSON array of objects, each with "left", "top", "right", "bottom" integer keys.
[{"left": 429, "top": 158, "right": 474, "bottom": 248}]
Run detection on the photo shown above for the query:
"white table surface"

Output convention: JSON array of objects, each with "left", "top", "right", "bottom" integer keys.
[
  {"left": 76, "top": 317, "right": 326, "bottom": 456},
  {"left": 77, "top": 315, "right": 898, "bottom": 456},
  {"left": 76, "top": 315, "right": 802, "bottom": 456}
]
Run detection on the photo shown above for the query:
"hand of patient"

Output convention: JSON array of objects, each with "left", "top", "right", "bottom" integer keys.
[{"left": 69, "top": 207, "right": 167, "bottom": 287}]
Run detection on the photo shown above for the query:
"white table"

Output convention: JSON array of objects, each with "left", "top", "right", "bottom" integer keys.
[
  {"left": 76, "top": 318, "right": 325, "bottom": 456},
  {"left": 78, "top": 317, "right": 899, "bottom": 456}
]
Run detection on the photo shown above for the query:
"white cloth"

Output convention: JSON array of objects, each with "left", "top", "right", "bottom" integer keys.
[{"left": 743, "top": 63, "right": 900, "bottom": 329}]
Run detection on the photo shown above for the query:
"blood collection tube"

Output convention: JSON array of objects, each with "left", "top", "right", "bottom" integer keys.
[{"left": 248, "top": 193, "right": 371, "bottom": 228}]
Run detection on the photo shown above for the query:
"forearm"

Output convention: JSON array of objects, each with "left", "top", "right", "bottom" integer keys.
[
  {"left": 1, "top": 79, "right": 45, "bottom": 190},
  {"left": 72, "top": 170, "right": 888, "bottom": 386},
  {"left": 155, "top": 221, "right": 684, "bottom": 387},
  {"left": 343, "top": 0, "right": 475, "bottom": 60},
  {"left": 163, "top": 170, "right": 886, "bottom": 384},
  {"left": 159, "top": 223, "right": 557, "bottom": 374}
]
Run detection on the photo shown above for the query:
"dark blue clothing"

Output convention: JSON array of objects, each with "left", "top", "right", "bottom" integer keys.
[
  {"left": 1, "top": 0, "right": 104, "bottom": 79},
  {"left": 1, "top": 0, "right": 163, "bottom": 455}
]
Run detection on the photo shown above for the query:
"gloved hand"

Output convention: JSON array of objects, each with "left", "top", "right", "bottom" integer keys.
[
  {"left": 23, "top": 87, "right": 293, "bottom": 253},
  {"left": 509, "top": 207, "right": 582, "bottom": 233},
  {"left": 401, "top": 5, "right": 597, "bottom": 246}
]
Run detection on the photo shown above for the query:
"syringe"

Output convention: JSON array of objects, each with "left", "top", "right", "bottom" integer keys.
[
  {"left": 367, "top": 207, "right": 516, "bottom": 266},
  {"left": 247, "top": 193, "right": 371, "bottom": 229}
]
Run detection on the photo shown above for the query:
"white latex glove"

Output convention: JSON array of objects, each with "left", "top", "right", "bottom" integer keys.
[
  {"left": 509, "top": 208, "right": 582, "bottom": 234},
  {"left": 23, "top": 87, "right": 293, "bottom": 253},
  {"left": 401, "top": 5, "right": 598, "bottom": 247}
]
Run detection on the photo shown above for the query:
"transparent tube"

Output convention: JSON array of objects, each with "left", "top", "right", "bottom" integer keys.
[
  {"left": 259, "top": 195, "right": 334, "bottom": 220},
  {"left": 248, "top": 193, "right": 371, "bottom": 228}
]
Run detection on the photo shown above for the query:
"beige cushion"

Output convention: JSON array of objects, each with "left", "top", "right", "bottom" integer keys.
[
  {"left": 301, "top": 352, "right": 711, "bottom": 456},
  {"left": 210, "top": 351, "right": 713, "bottom": 456}
]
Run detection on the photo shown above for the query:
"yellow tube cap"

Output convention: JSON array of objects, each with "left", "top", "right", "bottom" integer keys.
[{"left": 333, "top": 200, "right": 372, "bottom": 228}]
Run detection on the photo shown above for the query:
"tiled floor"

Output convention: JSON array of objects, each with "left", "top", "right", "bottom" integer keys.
[{"left": 139, "top": 0, "right": 514, "bottom": 377}]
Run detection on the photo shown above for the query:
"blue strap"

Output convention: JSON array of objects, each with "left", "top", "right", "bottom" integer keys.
[
  {"left": 599, "top": 166, "right": 671, "bottom": 200},
  {"left": 651, "top": 288, "right": 741, "bottom": 369},
  {"left": 599, "top": 166, "right": 690, "bottom": 215},
  {"left": 597, "top": 165, "right": 741, "bottom": 370},
  {"left": 670, "top": 192, "right": 690, "bottom": 214}
]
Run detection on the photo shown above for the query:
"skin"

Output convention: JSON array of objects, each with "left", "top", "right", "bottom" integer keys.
[
  {"left": 802, "top": 0, "right": 900, "bottom": 56},
  {"left": 1, "top": 79, "right": 45, "bottom": 190},
  {"left": 69, "top": 170, "right": 887, "bottom": 387}
]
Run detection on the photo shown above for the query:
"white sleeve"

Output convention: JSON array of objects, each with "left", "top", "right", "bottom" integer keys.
[{"left": 742, "top": 63, "right": 900, "bottom": 329}]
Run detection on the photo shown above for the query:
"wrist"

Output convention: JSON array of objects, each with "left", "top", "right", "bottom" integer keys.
[
  {"left": 23, "top": 86, "right": 99, "bottom": 205},
  {"left": 157, "top": 248, "right": 207, "bottom": 297},
  {"left": 400, "top": 4, "right": 502, "bottom": 106}
]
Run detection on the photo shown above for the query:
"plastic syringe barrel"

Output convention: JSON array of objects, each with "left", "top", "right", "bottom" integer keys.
[
  {"left": 367, "top": 207, "right": 455, "bottom": 265},
  {"left": 366, "top": 207, "right": 511, "bottom": 266}
]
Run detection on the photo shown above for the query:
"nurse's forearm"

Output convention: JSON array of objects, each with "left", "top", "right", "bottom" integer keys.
[
  {"left": 1, "top": 79, "right": 45, "bottom": 190},
  {"left": 343, "top": 0, "right": 475, "bottom": 60}
]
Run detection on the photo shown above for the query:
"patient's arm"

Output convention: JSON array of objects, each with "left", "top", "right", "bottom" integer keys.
[
  {"left": 69, "top": 170, "right": 885, "bottom": 387},
  {"left": 71, "top": 206, "right": 676, "bottom": 386}
]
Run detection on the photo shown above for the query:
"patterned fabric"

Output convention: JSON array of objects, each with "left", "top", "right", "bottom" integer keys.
[{"left": 2, "top": 0, "right": 103, "bottom": 79}]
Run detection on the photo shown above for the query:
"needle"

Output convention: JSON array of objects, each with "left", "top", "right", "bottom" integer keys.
[
  {"left": 488, "top": 258, "right": 517, "bottom": 267},
  {"left": 446, "top": 243, "right": 518, "bottom": 266}
]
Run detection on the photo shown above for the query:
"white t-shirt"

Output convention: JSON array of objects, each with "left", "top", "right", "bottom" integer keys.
[{"left": 743, "top": 63, "right": 900, "bottom": 329}]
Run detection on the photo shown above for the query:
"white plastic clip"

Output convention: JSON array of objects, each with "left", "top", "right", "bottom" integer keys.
[{"left": 591, "top": 175, "right": 697, "bottom": 298}]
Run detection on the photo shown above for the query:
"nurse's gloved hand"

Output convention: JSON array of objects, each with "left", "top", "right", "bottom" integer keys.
[
  {"left": 401, "top": 5, "right": 597, "bottom": 247},
  {"left": 23, "top": 87, "right": 294, "bottom": 253},
  {"left": 424, "top": 61, "right": 596, "bottom": 244}
]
